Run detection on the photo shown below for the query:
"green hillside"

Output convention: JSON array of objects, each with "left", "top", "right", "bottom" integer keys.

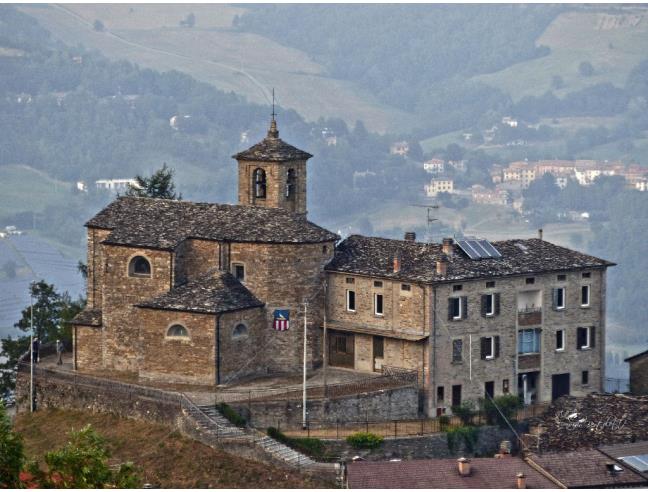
[
  {"left": 0, "top": 165, "right": 71, "bottom": 217},
  {"left": 17, "top": 4, "right": 412, "bottom": 133},
  {"left": 475, "top": 8, "right": 648, "bottom": 102}
]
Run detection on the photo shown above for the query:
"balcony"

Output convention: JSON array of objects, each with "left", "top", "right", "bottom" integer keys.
[
  {"left": 518, "top": 353, "right": 541, "bottom": 371},
  {"left": 518, "top": 307, "right": 542, "bottom": 326}
]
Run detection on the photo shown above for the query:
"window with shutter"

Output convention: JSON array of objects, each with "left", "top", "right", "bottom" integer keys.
[
  {"left": 449, "top": 298, "right": 462, "bottom": 320},
  {"left": 590, "top": 326, "right": 596, "bottom": 348},
  {"left": 461, "top": 296, "right": 468, "bottom": 319},
  {"left": 494, "top": 293, "right": 501, "bottom": 316},
  {"left": 452, "top": 339, "right": 463, "bottom": 362},
  {"left": 577, "top": 327, "right": 589, "bottom": 349},
  {"left": 495, "top": 336, "right": 500, "bottom": 357}
]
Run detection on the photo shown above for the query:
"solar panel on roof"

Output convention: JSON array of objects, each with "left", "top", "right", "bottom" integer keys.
[
  {"left": 456, "top": 239, "right": 480, "bottom": 260},
  {"left": 456, "top": 237, "right": 502, "bottom": 260},
  {"left": 620, "top": 454, "right": 648, "bottom": 472},
  {"left": 478, "top": 239, "right": 502, "bottom": 258}
]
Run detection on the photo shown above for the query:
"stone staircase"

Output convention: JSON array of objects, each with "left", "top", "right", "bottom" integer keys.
[{"left": 191, "top": 404, "right": 324, "bottom": 472}]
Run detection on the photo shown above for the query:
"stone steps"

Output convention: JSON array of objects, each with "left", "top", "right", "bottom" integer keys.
[{"left": 196, "top": 404, "right": 317, "bottom": 468}]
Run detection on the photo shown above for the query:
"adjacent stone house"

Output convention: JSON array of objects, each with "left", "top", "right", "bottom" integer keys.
[
  {"left": 72, "top": 117, "right": 614, "bottom": 417},
  {"left": 325, "top": 234, "right": 614, "bottom": 415},
  {"left": 625, "top": 349, "right": 648, "bottom": 396}
]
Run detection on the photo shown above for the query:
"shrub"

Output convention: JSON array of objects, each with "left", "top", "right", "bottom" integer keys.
[
  {"left": 447, "top": 426, "right": 480, "bottom": 456},
  {"left": 266, "top": 427, "right": 325, "bottom": 458},
  {"left": 451, "top": 401, "right": 476, "bottom": 425},
  {"left": 0, "top": 402, "right": 25, "bottom": 488},
  {"left": 479, "top": 394, "right": 523, "bottom": 428},
  {"left": 216, "top": 403, "right": 246, "bottom": 427},
  {"left": 439, "top": 415, "right": 451, "bottom": 432},
  {"left": 346, "top": 432, "right": 384, "bottom": 449}
]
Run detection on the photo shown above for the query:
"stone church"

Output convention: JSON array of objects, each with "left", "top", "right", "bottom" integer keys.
[
  {"left": 73, "top": 117, "right": 613, "bottom": 415},
  {"left": 72, "top": 118, "right": 338, "bottom": 385}
]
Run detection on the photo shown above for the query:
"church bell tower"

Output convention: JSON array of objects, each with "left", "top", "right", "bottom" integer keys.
[{"left": 233, "top": 115, "right": 312, "bottom": 216}]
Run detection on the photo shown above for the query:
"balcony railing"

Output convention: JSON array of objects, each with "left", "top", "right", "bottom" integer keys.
[{"left": 518, "top": 307, "right": 542, "bottom": 326}]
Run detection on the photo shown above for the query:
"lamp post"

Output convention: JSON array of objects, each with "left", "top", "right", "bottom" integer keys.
[
  {"left": 302, "top": 301, "right": 308, "bottom": 429},
  {"left": 29, "top": 287, "right": 34, "bottom": 413}
]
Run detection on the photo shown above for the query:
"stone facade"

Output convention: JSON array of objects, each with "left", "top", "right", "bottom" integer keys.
[
  {"left": 627, "top": 351, "right": 648, "bottom": 395},
  {"left": 325, "top": 265, "right": 608, "bottom": 416}
]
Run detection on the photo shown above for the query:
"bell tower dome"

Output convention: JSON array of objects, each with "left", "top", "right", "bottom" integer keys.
[{"left": 233, "top": 117, "right": 312, "bottom": 216}]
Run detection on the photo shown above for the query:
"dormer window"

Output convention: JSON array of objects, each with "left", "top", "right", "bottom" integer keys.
[
  {"left": 253, "top": 168, "right": 266, "bottom": 198},
  {"left": 286, "top": 168, "right": 296, "bottom": 200},
  {"left": 232, "top": 263, "right": 245, "bottom": 281},
  {"left": 128, "top": 256, "right": 151, "bottom": 277}
]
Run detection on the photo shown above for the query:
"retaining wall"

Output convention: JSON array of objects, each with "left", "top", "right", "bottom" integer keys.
[
  {"left": 231, "top": 386, "right": 420, "bottom": 429},
  {"left": 324, "top": 425, "right": 518, "bottom": 461}
]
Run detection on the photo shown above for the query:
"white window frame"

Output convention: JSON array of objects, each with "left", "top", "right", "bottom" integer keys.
[
  {"left": 346, "top": 289, "right": 356, "bottom": 312},
  {"left": 484, "top": 336, "right": 495, "bottom": 360},
  {"left": 485, "top": 293, "right": 495, "bottom": 316},
  {"left": 581, "top": 326, "right": 591, "bottom": 349},
  {"left": 556, "top": 329, "right": 565, "bottom": 351},
  {"left": 451, "top": 297, "right": 462, "bottom": 320},
  {"left": 374, "top": 293, "right": 384, "bottom": 316},
  {"left": 556, "top": 287, "right": 566, "bottom": 310},
  {"left": 581, "top": 285, "right": 590, "bottom": 307}
]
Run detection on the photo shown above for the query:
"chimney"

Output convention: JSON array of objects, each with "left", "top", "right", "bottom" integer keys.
[
  {"left": 436, "top": 258, "right": 447, "bottom": 276},
  {"left": 442, "top": 237, "right": 454, "bottom": 256},
  {"left": 393, "top": 254, "right": 401, "bottom": 273},
  {"left": 516, "top": 472, "right": 526, "bottom": 489},
  {"left": 457, "top": 457, "right": 471, "bottom": 477},
  {"left": 499, "top": 440, "right": 512, "bottom": 455},
  {"left": 538, "top": 228, "right": 543, "bottom": 240},
  {"left": 404, "top": 231, "right": 416, "bottom": 242}
]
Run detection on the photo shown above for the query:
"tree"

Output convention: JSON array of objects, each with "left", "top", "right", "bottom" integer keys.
[
  {"left": 125, "top": 163, "right": 182, "bottom": 200},
  {"left": 38, "top": 425, "right": 139, "bottom": 488},
  {"left": 1, "top": 281, "right": 84, "bottom": 393},
  {"left": 578, "top": 61, "right": 594, "bottom": 77},
  {"left": 93, "top": 19, "right": 104, "bottom": 32},
  {"left": 0, "top": 403, "right": 25, "bottom": 488}
]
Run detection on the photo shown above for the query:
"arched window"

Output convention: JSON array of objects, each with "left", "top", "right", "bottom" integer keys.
[
  {"left": 253, "top": 168, "right": 266, "bottom": 199},
  {"left": 167, "top": 324, "right": 189, "bottom": 338},
  {"left": 286, "top": 168, "right": 296, "bottom": 200},
  {"left": 128, "top": 256, "right": 151, "bottom": 277},
  {"left": 232, "top": 323, "right": 248, "bottom": 339}
]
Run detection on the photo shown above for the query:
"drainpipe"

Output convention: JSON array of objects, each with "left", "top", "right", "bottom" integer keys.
[
  {"left": 215, "top": 313, "right": 222, "bottom": 385},
  {"left": 431, "top": 285, "right": 438, "bottom": 415}
]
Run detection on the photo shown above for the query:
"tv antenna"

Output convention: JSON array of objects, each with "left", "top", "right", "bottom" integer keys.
[{"left": 410, "top": 203, "right": 440, "bottom": 243}]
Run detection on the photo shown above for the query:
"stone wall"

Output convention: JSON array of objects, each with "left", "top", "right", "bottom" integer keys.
[
  {"left": 237, "top": 159, "right": 308, "bottom": 215},
  {"left": 324, "top": 425, "right": 517, "bottom": 461},
  {"left": 628, "top": 355, "right": 648, "bottom": 395},
  {"left": 86, "top": 227, "right": 111, "bottom": 308},
  {"left": 430, "top": 267, "right": 606, "bottom": 412},
  {"left": 228, "top": 241, "right": 334, "bottom": 373},
  {"left": 73, "top": 325, "right": 102, "bottom": 371},
  {"left": 231, "top": 386, "right": 420, "bottom": 430},
  {"left": 101, "top": 244, "right": 173, "bottom": 371},
  {"left": 174, "top": 238, "right": 220, "bottom": 285},
  {"left": 137, "top": 306, "right": 267, "bottom": 385},
  {"left": 15, "top": 367, "right": 182, "bottom": 424}
]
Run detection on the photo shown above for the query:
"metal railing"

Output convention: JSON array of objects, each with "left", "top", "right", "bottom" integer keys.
[
  {"left": 280, "top": 402, "right": 550, "bottom": 439},
  {"left": 213, "top": 369, "right": 419, "bottom": 404}
]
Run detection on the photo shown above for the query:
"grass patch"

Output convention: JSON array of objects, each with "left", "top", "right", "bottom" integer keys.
[
  {"left": 13, "top": 408, "right": 330, "bottom": 488},
  {"left": 345, "top": 431, "right": 384, "bottom": 449},
  {"left": 267, "top": 427, "right": 327, "bottom": 460},
  {"left": 216, "top": 403, "right": 246, "bottom": 427}
]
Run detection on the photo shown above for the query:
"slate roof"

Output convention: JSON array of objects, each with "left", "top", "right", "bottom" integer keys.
[
  {"left": 86, "top": 196, "right": 338, "bottom": 249},
  {"left": 232, "top": 120, "right": 312, "bottom": 162},
  {"left": 625, "top": 348, "right": 648, "bottom": 362},
  {"left": 70, "top": 308, "right": 102, "bottom": 327},
  {"left": 137, "top": 270, "right": 263, "bottom": 315},
  {"left": 326, "top": 235, "right": 614, "bottom": 283},
  {"left": 346, "top": 457, "right": 557, "bottom": 489},
  {"left": 528, "top": 450, "right": 647, "bottom": 488}
]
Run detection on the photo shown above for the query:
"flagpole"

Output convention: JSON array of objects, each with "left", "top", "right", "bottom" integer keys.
[{"left": 302, "top": 301, "right": 307, "bottom": 430}]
